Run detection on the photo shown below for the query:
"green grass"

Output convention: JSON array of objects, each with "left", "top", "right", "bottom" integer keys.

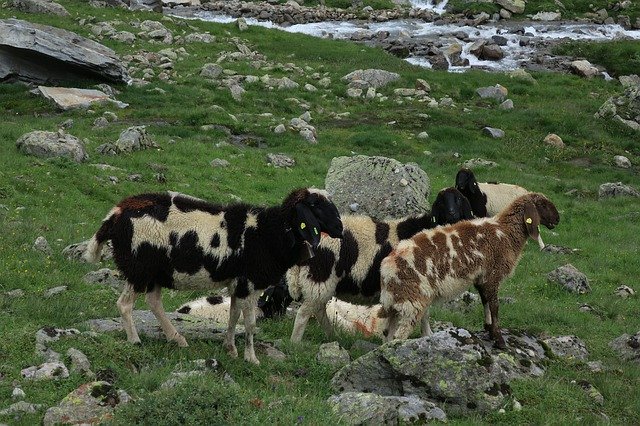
[
  {"left": 1, "top": 1, "right": 640, "bottom": 424},
  {"left": 553, "top": 40, "right": 640, "bottom": 77}
]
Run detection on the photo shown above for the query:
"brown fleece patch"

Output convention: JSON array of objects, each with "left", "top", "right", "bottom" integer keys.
[
  {"left": 118, "top": 197, "right": 155, "bottom": 211},
  {"left": 354, "top": 320, "right": 373, "bottom": 337},
  {"left": 385, "top": 256, "right": 427, "bottom": 305}
]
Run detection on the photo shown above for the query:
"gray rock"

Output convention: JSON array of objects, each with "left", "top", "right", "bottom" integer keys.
[
  {"left": 112, "top": 31, "right": 136, "bottom": 43},
  {"left": 575, "top": 380, "right": 604, "bottom": 405},
  {"left": 16, "top": 130, "right": 88, "bottom": 163},
  {"left": 570, "top": 60, "right": 599, "bottom": 78},
  {"left": 21, "top": 362, "right": 69, "bottom": 380},
  {"left": 476, "top": 84, "right": 508, "bottom": 101},
  {"left": 84, "top": 268, "right": 125, "bottom": 289},
  {"left": 481, "top": 44, "right": 505, "bottom": 61},
  {"left": 332, "top": 327, "right": 548, "bottom": 415},
  {"left": 33, "top": 236, "right": 52, "bottom": 255},
  {"left": 113, "top": 126, "right": 157, "bottom": 153},
  {"left": 43, "top": 382, "right": 131, "bottom": 426},
  {"left": 229, "top": 84, "right": 245, "bottom": 101},
  {"left": 256, "top": 342, "right": 287, "bottom": 361},
  {"left": 35, "top": 328, "right": 81, "bottom": 359},
  {"left": 0, "top": 19, "right": 129, "bottom": 85},
  {"left": 35, "top": 86, "right": 126, "bottom": 110},
  {"left": 614, "top": 155, "right": 631, "bottom": 168},
  {"left": 544, "top": 133, "right": 565, "bottom": 148},
  {"left": 541, "top": 244, "right": 579, "bottom": 255},
  {"left": 342, "top": 69, "right": 400, "bottom": 89},
  {"left": 236, "top": 17, "right": 248, "bottom": 31},
  {"left": 614, "top": 285, "right": 635, "bottom": 298},
  {"left": 10, "top": 0, "right": 69, "bottom": 16},
  {"left": 317, "top": 342, "right": 350, "bottom": 368},
  {"left": 586, "top": 361, "right": 604, "bottom": 372},
  {"left": 351, "top": 340, "right": 379, "bottom": 354},
  {"left": 44, "top": 286, "right": 67, "bottom": 298},
  {"left": 267, "top": 153, "right": 295, "bottom": 168},
  {"left": 85, "top": 310, "right": 244, "bottom": 341},
  {"left": 500, "top": 99, "right": 514, "bottom": 110},
  {"left": 304, "top": 83, "right": 317, "bottom": 92},
  {"left": 462, "top": 158, "right": 498, "bottom": 168},
  {"left": 496, "top": 0, "right": 524, "bottom": 13},
  {"left": 325, "top": 155, "right": 430, "bottom": 220},
  {"left": 63, "top": 239, "right": 112, "bottom": 262},
  {"left": 5, "top": 289, "right": 25, "bottom": 298},
  {"left": 609, "top": 331, "right": 640, "bottom": 363},
  {"left": 0, "top": 401, "right": 43, "bottom": 416},
  {"left": 531, "top": 11, "right": 561, "bottom": 21},
  {"left": 161, "top": 359, "right": 236, "bottom": 388},
  {"left": 200, "top": 63, "right": 223, "bottom": 79},
  {"left": 483, "top": 127, "right": 505, "bottom": 138},
  {"left": 543, "top": 335, "right": 589, "bottom": 361},
  {"left": 210, "top": 158, "right": 230, "bottom": 168},
  {"left": 67, "top": 348, "right": 94, "bottom": 377},
  {"left": 469, "top": 39, "right": 487, "bottom": 57},
  {"left": 417, "top": 131, "right": 429, "bottom": 139},
  {"left": 299, "top": 128, "right": 317, "bottom": 143},
  {"left": 328, "top": 392, "right": 447, "bottom": 425},
  {"left": 184, "top": 33, "right": 215, "bottom": 43},
  {"left": 443, "top": 291, "right": 480, "bottom": 313},
  {"left": 12, "top": 387, "right": 26, "bottom": 400},
  {"left": 347, "top": 87, "right": 363, "bottom": 98},
  {"left": 93, "top": 117, "right": 109, "bottom": 128},
  {"left": 547, "top": 264, "right": 591, "bottom": 294},
  {"left": 598, "top": 182, "right": 640, "bottom": 199}
]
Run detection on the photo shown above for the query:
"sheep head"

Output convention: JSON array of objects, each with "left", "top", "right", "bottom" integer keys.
[
  {"left": 455, "top": 168, "right": 488, "bottom": 217},
  {"left": 519, "top": 193, "right": 560, "bottom": 241},
  {"left": 431, "top": 187, "right": 474, "bottom": 225}
]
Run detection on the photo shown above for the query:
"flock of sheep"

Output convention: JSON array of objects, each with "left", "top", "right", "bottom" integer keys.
[{"left": 84, "top": 168, "right": 559, "bottom": 364}]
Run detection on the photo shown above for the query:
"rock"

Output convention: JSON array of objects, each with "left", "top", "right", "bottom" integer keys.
[
  {"left": 210, "top": 158, "right": 230, "bottom": 168},
  {"left": 43, "top": 382, "right": 131, "bottom": 426},
  {"left": 85, "top": 309, "right": 244, "bottom": 341},
  {"left": 614, "top": 155, "right": 631, "bottom": 168},
  {"left": 5, "top": 289, "right": 25, "bottom": 298},
  {"left": 229, "top": 84, "right": 244, "bottom": 101},
  {"left": 609, "top": 331, "right": 640, "bottom": 363},
  {"left": 598, "top": 182, "right": 640, "bottom": 199},
  {"left": 200, "top": 63, "right": 223, "bottom": 79},
  {"left": 325, "top": 155, "right": 431, "bottom": 220},
  {"left": 256, "top": 342, "right": 287, "bottom": 361},
  {"left": 67, "top": 348, "right": 94, "bottom": 377},
  {"left": 496, "top": 0, "right": 524, "bottom": 13},
  {"left": 113, "top": 126, "right": 157, "bottom": 153},
  {"left": 0, "top": 19, "right": 129, "bottom": 85},
  {"left": 547, "top": 264, "right": 591, "bottom": 294},
  {"left": 500, "top": 99, "right": 514, "bottom": 110},
  {"left": 351, "top": 340, "right": 379, "bottom": 354},
  {"left": 575, "top": 380, "right": 604, "bottom": 405},
  {"left": 273, "top": 124, "right": 286, "bottom": 134},
  {"left": 0, "top": 401, "right": 43, "bottom": 416},
  {"left": 304, "top": 83, "right": 317, "bottom": 92},
  {"left": 544, "top": 133, "right": 565, "bottom": 148},
  {"left": 44, "top": 286, "right": 67, "bottom": 298},
  {"left": 267, "top": 153, "right": 295, "bottom": 168},
  {"left": 531, "top": 11, "right": 561, "bottom": 21},
  {"left": 442, "top": 291, "right": 480, "bottom": 313},
  {"left": 161, "top": 359, "right": 235, "bottom": 389},
  {"left": 35, "top": 86, "right": 126, "bottom": 110},
  {"left": 332, "top": 327, "right": 548, "bottom": 416},
  {"left": 570, "top": 60, "right": 599, "bottom": 78},
  {"left": 483, "top": 127, "right": 505, "bottom": 138},
  {"left": 417, "top": 131, "right": 429, "bottom": 139},
  {"left": 469, "top": 39, "right": 487, "bottom": 57},
  {"left": 481, "top": 44, "right": 505, "bottom": 61},
  {"left": 317, "top": 342, "right": 350, "bottom": 368},
  {"left": 10, "top": 0, "right": 69, "bottom": 16},
  {"left": 236, "top": 17, "right": 248, "bottom": 31},
  {"left": 415, "top": 79, "right": 431, "bottom": 92},
  {"left": 328, "top": 392, "right": 447, "bottom": 425},
  {"left": 349, "top": 203, "right": 359, "bottom": 212},
  {"left": 543, "top": 335, "right": 589, "bottom": 360},
  {"left": 542, "top": 244, "right": 579, "bottom": 255},
  {"left": 614, "top": 285, "right": 635, "bottom": 298},
  {"left": 462, "top": 158, "right": 498, "bottom": 168},
  {"left": 586, "top": 361, "right": 604, "bottom": 372},
  {"left": 93, "top": 117, "right": 109, "bottom": 128},
  {"left": 184, "top": 33, "right": 214, "bottom": 43},
  {"left": 476, "top": 84, "right": 508, "bottom": 101},
  {"left": 342, "top": 69, "right": 400, "bottom": 89},
  {"left": 509, "top": 68, "right": 537, "bottom": 84},
  {"left": 33, "top": 236, "right": 52, "bottom": 255},
  {"left": 21, "top": 362, "right": 69, "bottom": 381},
  {"left": 299, "top": 128, "right": 317, "bottom": 143},
  {"left": 16, "top": 130, "right": 88, "bottom": 162},
  {"left": 63, "top": 239, "right": 112, "bottom": 262},
  {"left": 84, "top": 268, "right": 125, "bottom": 289},
  {"left": 347, "top": 87, "right": 363, "bottom": 98}
]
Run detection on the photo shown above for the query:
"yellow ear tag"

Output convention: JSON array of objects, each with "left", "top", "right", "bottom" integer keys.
[
  {"left": 300, "top": 222, "right": 306, "bottom": 229},
  {"left": 525, "top": 218, "right": 533, "bottom": 224},
  {"left": 314, "top": 227, "right": 319, "bottom": 235}
]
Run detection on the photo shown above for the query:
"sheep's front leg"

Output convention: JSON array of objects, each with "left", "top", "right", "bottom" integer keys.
[
  {"left": 316, "top": 302, "right": 335, "bottom": 339},
  {"left": 145, "top": 286, "right": 188, "bottom": 347},
  {"left": 420, "top": 307, "right": 432, "bottom": 337},
  {"left": 240, "top": 291, "right": 262, "bottom": 365},
  {"left": 484, "top": 285, "right": 506, "bottom": 349},
  {"left": 290, "top": 301, "right": 316, "bottom": 343},
  {"left": 474, "top": 284, "right": 492, "bottom": 332},
  {"left": 224, "top": 295, "right": 241, "bottom": 358},
  {"left": 117, "top": 284, "right": 141, "bottom": 344}
]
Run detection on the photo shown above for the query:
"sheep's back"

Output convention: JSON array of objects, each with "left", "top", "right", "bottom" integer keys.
[{"left": 479, "top": 183, "right": 529, "bottom": 216}]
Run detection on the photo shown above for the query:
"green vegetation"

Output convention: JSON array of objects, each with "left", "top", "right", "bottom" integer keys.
[
  {"left": 1, "top": 1, "right": 639, "bottom": 425},
  {"left": 554, "top": 40, "right": 640, "bottom": 77}
]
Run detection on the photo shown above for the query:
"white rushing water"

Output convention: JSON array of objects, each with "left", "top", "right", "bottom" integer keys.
[{"left": 176, "top": 9, "right": 640, "bottom": 72}]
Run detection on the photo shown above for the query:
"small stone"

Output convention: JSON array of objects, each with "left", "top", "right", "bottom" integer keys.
[
  {"left": 266, "top": 153, "right": 295, "bottom": 168},
  {"left": 67, "top": 348, "right": 94, "bottom": 377},
  {"left": 483, "top": 127, "right": 505, "bottom": 138},
  {"left": 274, "top": 124, "right": 286, "bottom": 134},
  {"left": 614, "top": 285, "right": 635, "bottom": 298},
  {"left": 543, "top": 335, "right": 589, "bottom": 361},
  {"left": 415, "top": 78, "right": 431, "bottom": 92},
  {"left": 299, "top": 128, "right": 316, "bottom": 144},
  {"left": 614, "top": 155, "right": 631, "bottom": 168},
  {"left": 300, "top": 111, "right": 312, "bottom": 122},
  {"left": 587, "top": 361, "right": 604, "bottom": 373},
  {"left": 12, "top": 387, "right": 26, "bottom": 400},
  {"left": 316, "top": 342, "right": 350, "bottom": 368},
  {"left": 93, "top": 117, "right": 109, "bottom": 128},
  {"left": 462, "top": 158, "right": 498, "bottom": 168},
  {"left": 547, "top": 264, "right": 591, "bottom": 294},
  {"left": 417, "top": 132, "right": 429, "bottom": 139},
  {"left": 236, "top": 18, "right": 248, "bottom": 31},
  {"left": 347, "top": 88, "right": 363, "bottom": 98},
  {"left": 21, "top": 362, "right": 69, "bottom": 381},
  {"left": 349, "top": 203, "right": 359, "bottom": 212},
  {"left": 44, "top": 286, "right": 68, "bottom": 298},
  {"left": 544, "top": 133, "right": 565, "bottom": 148},
  {"left": 399, "top": 178, "right": 408, "bottom": 186},
  {"left": 512, "top": 400, "right": 522, "bottom": 411},
  {"left": 598, "top": 182, "right": 640, "bottom": 199},
  {"left": 476, "top": 84, "right": 508, "bottom": 101},
  {"left": 500, "top": 99, "right": 514, "bottom": 110},
  {"left": 365, "top": 87, "right": 376, "bottom": 99},
  {"left": 210, "top": 158, "right": 230, "bottom": 168},
  {"left": 304, "top": 83, "right": 317, "bottom": 92},
  {"left": 33, "top": 236, "right": 52, "bottom": 255},
  {"left": 0, "top": 401, "right": 43, "bottom": 416},
  {"left": 5, "top": 289, "right": 25, "bottom": 298},
  {"left": 229, "top": 85, "right": 245, "bottom": 102}
]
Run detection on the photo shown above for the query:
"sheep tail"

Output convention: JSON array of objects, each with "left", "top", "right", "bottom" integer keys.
[{"left": 84, "top": 207, "right": 119, "bottom": 263}]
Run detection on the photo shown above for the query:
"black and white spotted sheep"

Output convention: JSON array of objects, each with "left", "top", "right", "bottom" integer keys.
[
  {"left": 84, "top": 188, "right": 343, "bottom": 364},
  {"left": 287, "top": 187, "right": 473, "bottom": 343}
]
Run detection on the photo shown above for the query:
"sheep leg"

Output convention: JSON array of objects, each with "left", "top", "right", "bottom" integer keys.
[
  {"left": 474, "top": 284, "right": 492, "bottom": 332},
  {"left": 240, "top": 291, "right": 261, "bottom": 365},
  {"left": 290, "top": 301, "right": 316, "bottom": 343},
  {"left": 224, "top": 295, "right": 241, "bottom": 358},
  {"left": 537, "top": 233, "right": 545, "bottom": 250},
  {"left": 383, "top": 311, "right": 399, "bottom": 343},
  {"left": 420, "top": 307, "right": 432, "bottom": 337},
  {"left": 145, "top": 286, "right": 188, "bottom": 347},
  {"left": 117, "top": 284, "right": 141, "bottom": 344},
  {"left": 315, "top": 304, "right": 334, "bottom": 339},
  {"left": 392, "top": 300, "right": 426, "bottom": 341},
  {"left": 485, "top": 287, "right": 506, "bottom": 349}
]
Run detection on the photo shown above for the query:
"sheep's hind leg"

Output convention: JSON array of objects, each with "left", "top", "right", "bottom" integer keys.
[
  {"left": 240, "top": 291, "right": 262, "bottom": 365},
  {"left": 474, "top": 284, "right": 492, "bottom": 332},
  {"left": 145, "top": 286, "right": 188, "bottom": 347},
  {"left": 484, "top": 286, "right": 506, "bottom": 349},
  {"left": 117, "top": 284, "right": 141, "bottom": 344},
  {"left": 420, "top": 307, "right": 432, "bottom": 337},
  {"left": 224, "top": 295, "right": 241, "bottom": 358},
  {"left": 290, "top": 301, "right": 316, "bottom": 343}
]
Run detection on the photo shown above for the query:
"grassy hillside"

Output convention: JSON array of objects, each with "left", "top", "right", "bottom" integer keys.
[{"left": 1, "top": 1, "right": 639, "bottom": 424}]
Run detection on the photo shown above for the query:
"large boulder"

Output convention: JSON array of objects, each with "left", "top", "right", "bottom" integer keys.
[
  {"left": 331, "top": 327, "right": 548, "bottom": 416},
  {"left": 609, "top": 332, "right": 640, "bottom": 363},
  {"left": 10, "top": 0, "right": 69, "bottom": 16},
  {"left": 35, "top": 86, "right": 128, "bottom": 110},
  {"left": 342, "top": 69, "right": 400, "bottom": 89},
  {"left": 495, "top": 0, "right": 525, "bottom": 14},
  {"left": 325, "top": 155, "right": 430, "bottom": 219},
  {"left": 16, "top": 130, "right": 88, "bottom": 162},
  {"left": 595, "top": 77, "right": 640, "bottom": 131},
  {"left": 0, "top": 19, "right": 129, "bottom": 85}
]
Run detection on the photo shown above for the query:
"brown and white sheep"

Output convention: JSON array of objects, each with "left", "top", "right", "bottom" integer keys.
[
  {"left": 84, "top": 188, "right": 343, "bottom": 364},
  {"left": 378, "top": 192, "right": 559, "bottom": 348}
]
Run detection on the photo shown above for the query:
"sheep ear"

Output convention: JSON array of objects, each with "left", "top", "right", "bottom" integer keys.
[
  {"left": 294, "top": 203, "right": 321, "bottom": 255},
  {"left": 524, "top": 202, "right": 540, "bottom": 241},
  {"left": 461, "top": 196, "right": 474, "bottom": 220},
  {"left": 432, "top": 202, "right": 446, "bottom": 226}
]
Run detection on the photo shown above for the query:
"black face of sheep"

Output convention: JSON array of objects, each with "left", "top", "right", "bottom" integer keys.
[
  {"left": 454, "top": 168, "right": 488, "bottom": 217},
  {"left": 431, "top": 188, "right": 474, "bottom": 225},
  {"left": 289, "top": 189, "right": 343, "bottom": 250},
  {"left": 522, "top": 193, "right": 560, "bottom": 241},
  {"left": 257, "top": 279, "right": 293, "bottom": 319}
]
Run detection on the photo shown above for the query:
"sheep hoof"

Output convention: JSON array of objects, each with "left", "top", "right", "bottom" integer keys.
[
  {"left": 494, "top": 339, "right": 507, "bottom": 350},
  {"left": 174, "top": 335, "right": 188, "bottom": 347},
  {"left": 245, "top": 354, "right": 260, "bottom": 365},
  {"left": 225, "top": 344, "right": 238, "bottom": 358},
  {"left": 128, "top": 338, "right": 142, "bottom": 345}
]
